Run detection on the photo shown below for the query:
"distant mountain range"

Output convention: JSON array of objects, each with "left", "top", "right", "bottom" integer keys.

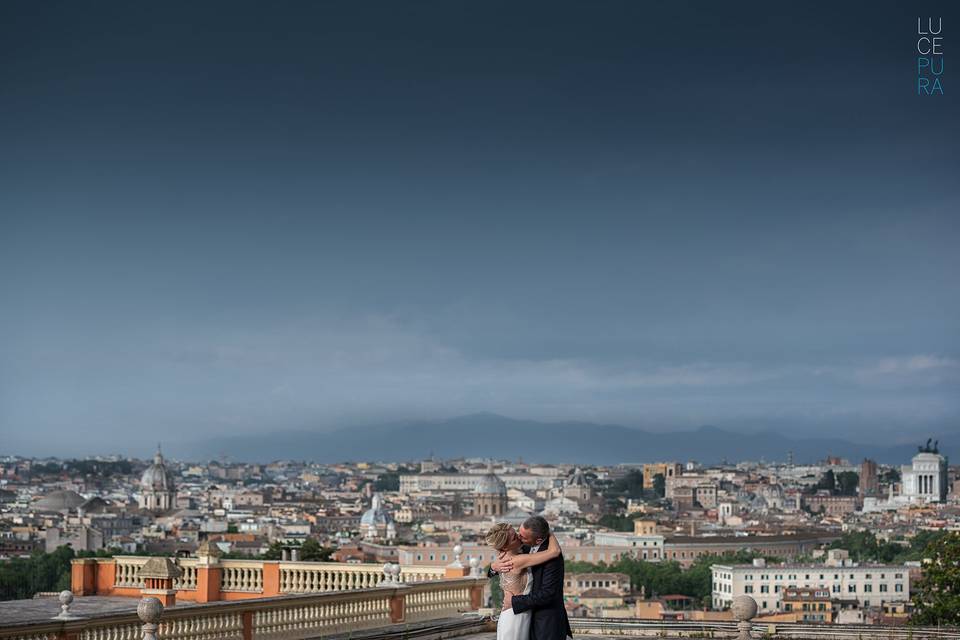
[{"left": 177, "top": 413, "right": 957, "bottom": 465}]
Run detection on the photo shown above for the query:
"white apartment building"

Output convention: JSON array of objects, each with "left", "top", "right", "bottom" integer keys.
[
  {"left": 711, "top": 552, "right": 910, "bottom": 613},
  {"left": 592, "top": 531, "right": 664, "bottom": 561}
]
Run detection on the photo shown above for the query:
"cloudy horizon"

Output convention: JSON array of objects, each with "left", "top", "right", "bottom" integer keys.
[{"left": 2, "top": 1, "right": 958, "bottom": 457}]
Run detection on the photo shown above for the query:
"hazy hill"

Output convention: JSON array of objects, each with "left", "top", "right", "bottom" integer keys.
[{"left": 178, "top": 413, "right": 957, "bottom": 465}]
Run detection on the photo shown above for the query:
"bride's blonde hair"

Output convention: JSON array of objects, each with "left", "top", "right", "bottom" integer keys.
[{"left": 484, "top": 523, "right": 513, "bottom": 551}]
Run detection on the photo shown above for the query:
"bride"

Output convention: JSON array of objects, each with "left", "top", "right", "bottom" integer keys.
[{"left": 484, "top": 523, "right": 562, "bottom": 640}]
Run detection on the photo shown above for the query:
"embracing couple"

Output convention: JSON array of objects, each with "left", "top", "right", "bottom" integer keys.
[{"left": 485, "top": 516, "right": 573, "bottom": 640}]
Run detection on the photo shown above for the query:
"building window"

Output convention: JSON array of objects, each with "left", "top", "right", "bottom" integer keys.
[
  {"left": 848, "top": 585, "right": 856, "bottom": 593},
  {"left": 880, "top": 584, "right": 888, "bottom": 592},
  {"left": 745, "top": 586, "right": 754, "bottom": 593},
  {"left": 895, "top": 584, "right": 903, "bottom": 592},
  {"left": 864, "top": 584, "right": 872, "bottom": 593}
]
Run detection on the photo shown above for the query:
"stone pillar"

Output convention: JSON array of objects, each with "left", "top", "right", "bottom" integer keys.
[
  {"left": 138, "top": 557, "right": 182, "bottom": 607},
  {"left": 388, "top": 585, "right": 410, "bottom": 623},
  {"left": 71, "top": 558, "right": 98, "bottom": 596},
  {"left": 54, "top": 591, "right": 82, "bottom": 620},
  {"left": 196, "top": 565, "right": 222, "bottom": 603},
  {"left": 445, "top": 544, "right": 469, "bottom": 578},
  {"left": 262, "top": 561, "right": 281, "bottom": 597},
  {"left": 195, "top": 540, "right": 223, "bottom": 603},
  {"left": 731, "top": 595, "right": 758, "bottom": 640},
  {"left": 241, "top": 611, "right": 254, "bottom": 640},
  {"left": 469, "top": 581, "right": 484, "bottom": 610},
  {"left": 138, "top": 597, "right": 163, "bottom": 640}
]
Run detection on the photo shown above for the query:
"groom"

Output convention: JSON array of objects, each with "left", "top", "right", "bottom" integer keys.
[{"left": 490, "top": 516, "right": 573, "bottom": 640}]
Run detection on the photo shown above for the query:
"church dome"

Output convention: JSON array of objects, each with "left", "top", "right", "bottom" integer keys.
[
  {"left": 360, "top": 494, "right": 390, "bottom": 526},
  {"left": 34, "top": 489, "right": 86, "bottom": 512},
  {"left": 141, "top": 449, "right": 174, "bottom": 491},
  {"left": 474, "top": 469, "right": 506, "bottom": 496},
  {"left": 567, "top": 468, "right": 588, "bottom": 486}
]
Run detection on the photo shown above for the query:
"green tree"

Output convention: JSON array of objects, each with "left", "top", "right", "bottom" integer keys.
[
  {"left": 564, "top": 550, "right": 773, "bottom": 603},
  {"left": 881, "top": 468, "right": 901, "bottom": 484},
  {"left": 835, "top": 471, "right": 859, "bottom": 496},
  {"left": 598, "top": 514, "right": 634, "bottom": 532},
  {"left": 900, "top": 531, "right": 950, "bottom": 562},
  {"left": 652, "top": 474, "right": 666, "bottom": 498},
  {"left": 300, "top": 538, "right": 334, "bottom": 562},
  {"left": 374, "top": 473, "right": 400, "bottom": 491},
  {"left": 816, "top": 469, "right": 836, "bottom": 493},
  {"left": 911, "top": 532, "right": 960, "bottom": 626},
  {"left": 608, "top": 471, "right": 644, "bottom": 498},
  {"left": 0, "top": 545, "right": 75, "bottom": 601}
]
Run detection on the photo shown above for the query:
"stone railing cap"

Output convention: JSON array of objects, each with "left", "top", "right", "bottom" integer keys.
[
  {"left": 196, "top": 540, "right": 222, "bottom": 558},
  {"left": 138, "top": 557, "right": 184, "bottom": 579}
]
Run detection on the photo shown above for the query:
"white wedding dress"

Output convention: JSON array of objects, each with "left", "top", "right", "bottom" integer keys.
[{"left": 497, "top": 567, "right": 532, "bottom": 640}]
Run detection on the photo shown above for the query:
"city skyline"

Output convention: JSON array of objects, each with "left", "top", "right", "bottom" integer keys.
[{"left": 2, "top": 1, "right": 959, "bottom": 455}]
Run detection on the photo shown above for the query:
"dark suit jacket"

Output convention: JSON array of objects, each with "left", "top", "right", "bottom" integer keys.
[{"left": 509, "top": 541, "right": 573, "bottom": 640}]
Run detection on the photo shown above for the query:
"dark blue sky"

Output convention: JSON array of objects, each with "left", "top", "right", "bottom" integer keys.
[{"left": 1, "top": 1, "right": 957, "bottom": 456}]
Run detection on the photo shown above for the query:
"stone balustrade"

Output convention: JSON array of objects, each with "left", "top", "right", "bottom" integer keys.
[
  {"left": 111, "top": 558, "right": 198, "bottom": 591},
  {"left": 219, "top": 561, "right": 263, "bottom": 593},
  {"left": 71, "top": 557, "right": 456, "bottom": 604},
  {"left": 278, "top": 561, "right": 445, "bottom": 593},
  {"left": 0, "top": 578, "right": 486, "bottom": 640}
]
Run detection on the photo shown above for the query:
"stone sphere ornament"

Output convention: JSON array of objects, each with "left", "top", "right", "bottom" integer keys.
[
  {"left": 137, "top": 596, "right": 164, "bottom": 624},
  {"left": 731, "top": 595, "right": 757, "bottom": 622},
  {"left": 53, "top": 590, "right": 79, "bottom": 619}
]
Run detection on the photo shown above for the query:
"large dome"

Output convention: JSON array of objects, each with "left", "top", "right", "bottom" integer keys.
[
  {"left": 360, "top": 494, "right": 391, "bottom": 526},
  {"left": 474, "top": 469, "right": 506, "bottom": 496},
  {"left": 141, "top": 450, "right": 174, "bottom": 491},
  {"left": 34, "top": 489, "right": 86, "bottom": 512},
  {"left": 566, "top": 468, "right": 588, "bottom": 486}
]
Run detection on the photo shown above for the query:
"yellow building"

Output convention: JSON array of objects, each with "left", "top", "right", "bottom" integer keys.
[
  {"left": 642, "top": 463, "right": 682, "bottom": 489},
  {"left": 633, "top": 519, "right": 659, "bottom": 535}
]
